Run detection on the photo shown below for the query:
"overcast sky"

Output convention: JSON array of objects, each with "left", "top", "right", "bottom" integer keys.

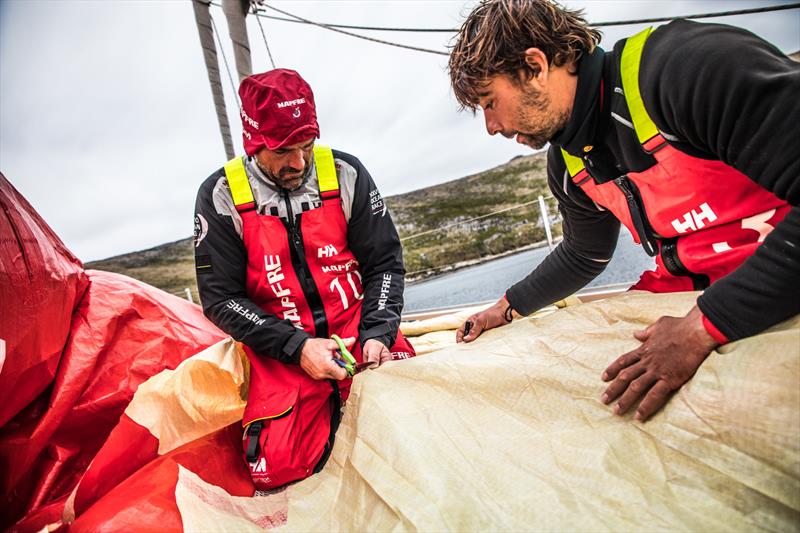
[{"left": 1, "top": 0, "right": 797, "bottom": 262}]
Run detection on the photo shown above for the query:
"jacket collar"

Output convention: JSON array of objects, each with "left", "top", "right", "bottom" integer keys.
[{"left": 550, "top": 46, "right": 605, "bottom": 156}]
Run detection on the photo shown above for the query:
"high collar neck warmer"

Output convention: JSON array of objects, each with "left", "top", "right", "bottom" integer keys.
[{"left": 550, "top": 46, "right": 605, "bottom": 155}]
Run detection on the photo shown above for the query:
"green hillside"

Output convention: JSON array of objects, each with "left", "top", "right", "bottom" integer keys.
[
  {"left": 394, "top": 152, "right": 557, "bottom": 277},
  {"left": 86, "top": 152, "right": 560, "bottom": 302},
  {"left": 86, "top": 237, "right": 199, "bottom": 300}
]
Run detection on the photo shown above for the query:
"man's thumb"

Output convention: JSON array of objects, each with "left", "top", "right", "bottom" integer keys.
[{"left": 341, "top": 336, "right": 357, "bottom": 349}]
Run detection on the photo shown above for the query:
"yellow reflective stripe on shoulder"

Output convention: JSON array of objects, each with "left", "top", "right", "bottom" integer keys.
[
  {"left": 620, "top": 26, "right": 659, "bottom": 145},
  {"left": 223, "top": 156, "right": 255, "bottom": 207},
  {"left": 561, "top": 148, "right": 585, "bottom": 178},
  {"left": 313, "top": 144, "right": 339, "bottom": 193}
]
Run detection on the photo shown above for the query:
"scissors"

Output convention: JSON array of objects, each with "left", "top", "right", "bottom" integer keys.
[{"left": 331, "top": 334, "right": 363, "bottom": 376}]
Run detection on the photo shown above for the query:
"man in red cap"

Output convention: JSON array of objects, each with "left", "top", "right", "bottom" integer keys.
[{"left": 193, "top": 69, "right": 415, "bottom": 491}]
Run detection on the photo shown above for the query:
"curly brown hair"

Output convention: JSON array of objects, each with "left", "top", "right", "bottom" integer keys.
[{"left": 449, "top": 0, "right": 601, "bottom": 110}]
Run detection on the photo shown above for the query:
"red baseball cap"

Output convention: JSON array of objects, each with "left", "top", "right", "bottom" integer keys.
[{"left": 238, "top": 69, "right": 320, "bottom": 155}]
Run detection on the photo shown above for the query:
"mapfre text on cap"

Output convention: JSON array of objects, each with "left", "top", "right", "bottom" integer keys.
[
  {"left": 241, "top": 108, "right": 259, "bottom": 129},
  {"left": 277, "top": 98, "right": 306, "bottom": 109}
]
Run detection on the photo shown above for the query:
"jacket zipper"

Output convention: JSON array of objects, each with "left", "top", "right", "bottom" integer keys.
[
  {"left": 660, "top": 239, "right": 684, "bottom": 276},
  {"left": 281, "top": 190, "right": 328, "bottom": 339},
  {"left": 614, "top": 176, "right": 659, "bottom": 257},
  {"left": 612, "top": 179, "right": 710, "bottom": 290},
  {"left": 280, "top": 192, "right": 341, "bottom": 475}
]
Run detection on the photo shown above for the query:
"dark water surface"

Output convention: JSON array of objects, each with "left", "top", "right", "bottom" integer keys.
[{"left": 404, "top": 228, "right": 656, "bottom": 312}]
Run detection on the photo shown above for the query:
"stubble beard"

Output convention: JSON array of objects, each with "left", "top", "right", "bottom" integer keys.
[
  {"left": 256, "top": 159, "right": 310, "bottom": 191},
  {"left": 514, "top": 86, "right": 570, "bottom": 150}
]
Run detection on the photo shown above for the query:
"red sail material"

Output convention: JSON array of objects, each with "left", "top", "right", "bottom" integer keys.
[
  {"left": 70, "top": 413, "right": 163, "bottom": 518},
  {"left": 2, "top": 270, "right": 226, "bottom": 529},
  {"left": 68, "top": 425, "right": 256, "bottom": 533},
  {"left": 0, "top": 173, "right": 89, "bottom": 429},
  {"left": 0, "top": 173, "right": 225, "bottom": 529}
]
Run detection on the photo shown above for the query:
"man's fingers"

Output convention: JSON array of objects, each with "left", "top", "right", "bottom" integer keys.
[
  {"left": 365, "top": 347, "right": 387, "bottom": 366},
  {"left": 633, "top": 326, "right": 652, "bottom": 342},
  {"left": 363, "top": 345, "right": 380, "bottom": 364},
  {"left": 612, "top": 371, "right": 658, "bottom": 415},
  {"left": 457, "top": 315, "right": 478, "bottom": 343},
  {"left": 463, "top": 320, "right": 484, "bottom": 343},
  {"left": 635, "top": 380, "right": 673, "bottom": 421},
  {"left": 325, "top": 338, "right": 341, "bottom": 354},
  {"left": 326, "top": 358, "right": 349, "bottom": 380},
  {"left": 601, "top": 362, "right": 645, "bottom": 405},
  {"left": 331, "top": 366, "right": 349, "bottom": 380},
  {"left": 602, "top": 348, "right": 641, "bottom": 381},
  {"left": 328, "top": 336, "right": 356, "bottom": 354},
  {"left": 362, "top": 340, "right": 389, "bottom": 367}
]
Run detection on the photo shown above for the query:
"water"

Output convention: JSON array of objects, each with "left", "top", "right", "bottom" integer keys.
[{"left": 404, "top": 228, "right": 656, "bottom": 312}]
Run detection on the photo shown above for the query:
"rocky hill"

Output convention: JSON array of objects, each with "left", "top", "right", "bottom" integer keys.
[
  {"left": 87, "top": 152, "right": 558, "bottom": 301},
  {"left": 394, "top": 152, "right": 557, "bottom": 276}
]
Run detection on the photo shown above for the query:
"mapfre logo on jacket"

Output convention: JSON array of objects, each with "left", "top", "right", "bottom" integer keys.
[{"left": 263, "top": 254, "right": 302, "bottom": 329}]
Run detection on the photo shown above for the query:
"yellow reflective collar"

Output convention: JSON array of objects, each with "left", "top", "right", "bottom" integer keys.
[
  {"left": 620, "top": 27, "right": 660, "bottom": 145},
  {"left": 223, "top": 156, "right": 255, "bottom": 209},
  {"left": 313, "top": 144, "right": 339, "bottom": 195},
  {"left": 561, "top": 148, "right": 586, "bottom": 178},
  {"left": 224, "top": 145, "right": 339, "bottom": 209}
]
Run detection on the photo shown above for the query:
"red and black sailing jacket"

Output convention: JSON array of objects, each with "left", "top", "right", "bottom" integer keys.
[
  {"left": 506, "top": 20, "right": 799, "bottom": 342},
  {"left": 560, "top": 27, "right": 790, "bottom": 293},
  {"left": 227, "top": 146, "right": 414, "bottom": 489}
]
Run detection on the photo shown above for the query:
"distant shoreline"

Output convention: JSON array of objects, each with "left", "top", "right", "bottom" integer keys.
[{"left": 406, "top": 236, "right": 563, "bottom": 285}]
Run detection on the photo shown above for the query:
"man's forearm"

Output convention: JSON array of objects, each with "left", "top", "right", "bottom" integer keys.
[
  {"left": 698, "top": 206, "right": 800, "bottom": 341},
  {"left": 204, "top": 296, "right": 310, "bottom": 364},
  {"left": 357, "top": 268, "right": 404, "bottom": 347},
  {"left": 506, "top": 240, "right": 611, "bottom": 315}
]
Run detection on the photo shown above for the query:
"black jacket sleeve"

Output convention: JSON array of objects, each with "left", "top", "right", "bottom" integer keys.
[
  {"left": 506, "top": 149, "right": 621, "bottom": 315},
  {"left": 194, "top": 171, "right": 309, "bottom": 364},
  {"left": 336, "top": 151, "right": 405, "bottom": 348},
  {"left": 641, "top": 20, "right": 800, "bottom": 340}
]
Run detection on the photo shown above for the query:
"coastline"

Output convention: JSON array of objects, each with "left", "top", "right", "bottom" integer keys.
[{"left": 406, "top": 236, "right": 564, "bottom": 285}]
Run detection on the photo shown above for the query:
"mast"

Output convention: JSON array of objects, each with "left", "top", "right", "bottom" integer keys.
[
  {"left": 192, "top": 0, "right": 235, "bottom": 160},
  {"left": 222, "top": 0, "right": 253, "bottom": 82}
]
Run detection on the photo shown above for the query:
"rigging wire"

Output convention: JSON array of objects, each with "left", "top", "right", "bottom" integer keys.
[
  {"left": 206, "top": 2, "right": 800, "bottom": 57},
  {"left": 256, "top": 3, "right": 448, "bottom": 56},
  {"left": 592, "top": 3, "right": 800, "bottom": 27},
  {"left": 251, "top": 2, "right": 277, "bottom": 69},
  {"left": 400, "top": 198, "right": 548, "bottom": 242},
  {"left": 249, "top": 10, "right": 456, "bottom": 32},
  {"left": 244, "top": 2, "right": 799, "bottom": 33},
  {"left": 210, "top": 13, "right": 241, "bottom": 106}
]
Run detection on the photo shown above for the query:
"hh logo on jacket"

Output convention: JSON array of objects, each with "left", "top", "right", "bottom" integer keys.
[
  {"left": 318, "top": 244, "right": 338, "bottom": 258},
  {"left": 671, "top": 203, "right": 718, "bottom": 234}
]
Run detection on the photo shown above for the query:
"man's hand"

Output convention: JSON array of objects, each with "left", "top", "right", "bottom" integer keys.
[
  {"left": 299, "top": 337, "right": 356, "bottom": 380},
  {"left": 362, "top": 338, "right": 391, "bottom": 367},
  {"left": 456, "top": 296, "right": 513, "bottom": 343},
  {"left": 600, "top": 305, "right": 719, "bottom": 421}
]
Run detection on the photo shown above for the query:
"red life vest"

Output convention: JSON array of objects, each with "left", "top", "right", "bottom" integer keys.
[
  {"left": 224, "top": 145, "right": 416, "bottom": 490},
  {"left": 562, "top": 27, "right": 790, "bottom": 292}
]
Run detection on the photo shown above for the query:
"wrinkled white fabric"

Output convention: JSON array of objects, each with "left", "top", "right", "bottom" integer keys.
[{"left": 127, "top": 292, "right": 798, "bottom": 531}]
